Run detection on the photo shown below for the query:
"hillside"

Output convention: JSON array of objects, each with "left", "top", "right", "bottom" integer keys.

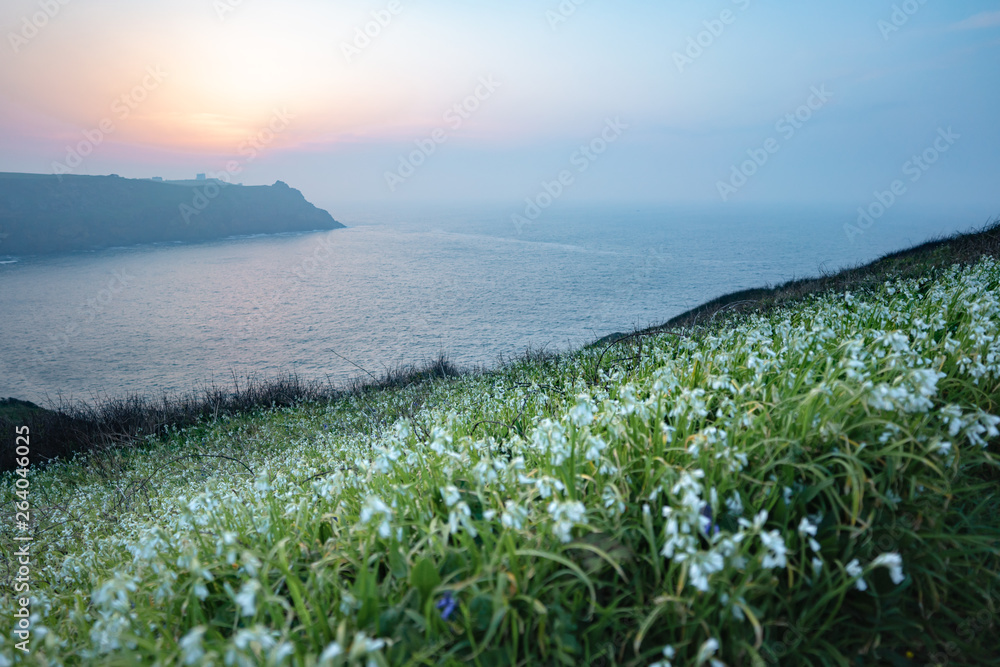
[
  {"left": 2, "top": 223, "right": 999, "bottom": 665},
  {"left": 0, "top": 172, "right": 343, "bottom": 255}
]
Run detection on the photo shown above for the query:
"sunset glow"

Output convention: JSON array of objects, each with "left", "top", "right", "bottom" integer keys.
[{"left": 1, "top": 0, "right": 999, "bottom": 207}]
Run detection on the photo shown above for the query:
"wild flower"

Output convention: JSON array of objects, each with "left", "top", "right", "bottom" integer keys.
[
  {"left": 547, "top": 500, "right": 587, "bottom": 543},
  {"left": 532, "top": 419, "right": 570, "bottom": 464},
  {"left": 234, "top": 580, "right": 260, "bottom": 617},
  {"left": 92, "top": 573, "right": 138, "bottom": 613},
  {"left": 649, "top": 645, "right": 676, "bottom": 667},
  {"left": 359, "top": 495, "right": 393, "bottom": 539},
  {"left": 872, "top": 552, "right": 905, "bottom": 585},
  {"left": 348, "top": 632, "right": 385, "bottom": 659},
  {"left": 583, "top": 434, "right": 608, "bottom": 462},
  {"left": 725, "top": 492, "right": 743, "bottom": 515},
  {"left": 339, "top": 591, "right": 359, "bottom": 615},
  {"left": 228, "top": 625, "right": 280, "bottom": 667},
  {"left": 759, "top": 530, "right": 788, "bottom": 569},
  {"left": 846, "top": 559, "right": 867, "bottom": 591},
  {"left": 440, "top": 485, "right": 461, "bottom": 507},
  {"left": 720, "top": 592, "right": 747, "bottom": 621},
  {"left": 436, "top": 591, "right": 458, "bottom": 621},
  {"left": 602, "top": 485, "right": 626, "bottom": 516},
  {"left": 798, "top": 517, "right": 822, "bottom": 552},
  {"left": 569, "top": 394, "right": 595, "bottom": 427},
  {"left": 695, "top": 637, "right": 724, "bottom": 667},
  {"left": 738, "top": 509, "right": 769, "bottom": 532},
  {"left": 319, "top": 641, "right": 343, "bottom": 663},
  {"left": 8, "top": 256, "right": 1000, "bottom": 665},
  {"left": 447, "top": 501, "right": 477, "bottom": 537},
  {"left": 965, "top": 410, "right": 1000, "bottom": 447},
  {"left": 501, "top": 501, "right": 529, "bottom": 530},
  {"left": 683, "top": 550, "right": 725, "bottom": 593},
  {"left": 699, "top": 503, "right": 720, "bottom": 536},
  {"left": 179, "top": 626, "right": 207, "bottom": 666},
  {"left": 521, "top": 474, "right": 565, "bottom": 498},
  {"left": 429, "top": 426, "right": 453, "bottom": 454}
]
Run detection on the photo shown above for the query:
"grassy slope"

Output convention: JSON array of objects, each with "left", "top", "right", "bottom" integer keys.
[{"left": 3, "top": 224, "right": 1000, "bottom": 666}]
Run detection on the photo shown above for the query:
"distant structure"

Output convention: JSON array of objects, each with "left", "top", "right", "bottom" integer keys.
[
  {"left": 151, "top": 177, "right": 163, "bottom": 182},
  {"left": 196, "top": 173, "right": 206, "bottom": 181}
]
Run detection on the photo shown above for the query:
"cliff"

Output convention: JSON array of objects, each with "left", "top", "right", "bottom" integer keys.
[{"left": 0, "top": 172, "right": 343, "bottom": 255}]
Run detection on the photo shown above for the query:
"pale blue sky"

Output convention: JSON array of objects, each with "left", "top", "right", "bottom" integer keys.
[{"left": 0, "top": 0, "right": 998, "bottom": 212}]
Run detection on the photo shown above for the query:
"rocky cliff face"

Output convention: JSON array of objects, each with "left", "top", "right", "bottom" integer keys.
[{"left": 0, "top": 173, "right": 343, "bottom": 255}]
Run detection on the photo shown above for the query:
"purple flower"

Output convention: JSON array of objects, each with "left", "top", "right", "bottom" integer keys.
[
  {"left": 435, "top": 591, "right": 457, "bottom": 621},
  {"left": 700, "top": 504, "right": 720, "bottom": 536}
]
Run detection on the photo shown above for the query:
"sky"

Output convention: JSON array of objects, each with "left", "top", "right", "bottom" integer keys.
[{"left": 1, "top": 0, "right": 999, "bottom": 215}]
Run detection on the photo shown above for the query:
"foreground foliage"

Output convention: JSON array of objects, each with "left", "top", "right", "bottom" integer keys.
[{"left": 3, "top": 259, "right": 1000, "bottom": 666}]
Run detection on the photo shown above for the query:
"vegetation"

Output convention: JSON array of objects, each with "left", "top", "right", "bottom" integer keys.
[
  {"left": 0, "top": 359, "right": 462, "bottom": 473},
  {"left": 2, "top": 226, "right": 1000, "bottom": 665}
]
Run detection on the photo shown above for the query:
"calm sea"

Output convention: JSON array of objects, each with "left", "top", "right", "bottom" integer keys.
[{"left": 0, "top": 202, "right": 993, "bottom": 404}]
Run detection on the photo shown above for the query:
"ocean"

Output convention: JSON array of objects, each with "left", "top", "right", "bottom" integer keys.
[{"left": 0, "top": 202, "right": 993, "bottom": 404}]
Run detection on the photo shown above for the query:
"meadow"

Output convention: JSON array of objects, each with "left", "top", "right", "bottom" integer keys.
[{"left": 3, "top": 244, "right": 1000, "bottom": 665}]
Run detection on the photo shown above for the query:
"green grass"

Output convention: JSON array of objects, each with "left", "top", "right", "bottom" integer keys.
[{"left": 3, "top": 247, "right": 1000, "bottom": 665}]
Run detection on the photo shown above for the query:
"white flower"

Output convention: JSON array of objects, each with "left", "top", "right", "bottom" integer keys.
[
  {"left": 447, "top": 501, "right": 478, "bottom": 538},
  {"left": 359, "top": 495, "right": 393, "bottom": 539},
  {"left": 525, "top": 475, "right": 565, "bottom": 499},
  {"left": 319, "top": 642, "right": 344, "bottom": 664},
  {"left": 340, "top": 592, "right": 359, "bottom": 615},
  {"left": 233, "top": 626, "right": 278, "bottom": 652},
  {"left": 234, "top": 580, "right": 260, "bottom": 617},
  {"left": 602, "top": 485, "right": 625, "bottom": 516},
  {"left": 429, "top": 426, "right": 453, "bottom": 454},
  {"left": 737, "top": 508, "right": 768, "bottom": 532},
  {"left": 272, "top": 642, "right": 294, "bottom": 663},
  {"left": 531, "top": 420, "right": 571, "bottom": 465},
  {"left": 872, "top": 552, "right": 905, "bottom": 584},
  {"left": 687, "top": 551, "right": 725, "bottom": 592},
  {"left": 253, "top": 474, "right": 272, "bottom": 493},
  {"left": 759, "top": 530, "right": 788, "bottom": 569},
  {"left": 583, "top": 435, "right": 608, "bottom": 462},
  {"left": 180, "top": 626, "right": 207, "bottom": 666},
  {"left": 548, "top": 500, "right": 587, "bottom": 543},
  {"left": 725, "top": 492, "right": 743, "bottom": 515},
  {"left": 440, "top": 485, "right": 461, "bottom": 508},
  {"left": 846, "top": 558, "right": 867, "bottom": 591},
  {"left": 812, "top": 557, "right": 824, "bottom": 577},
  {"left": 798, "top": 517, "right": 822, "bottom": 552},
  {"left": 650, "top": 645, "right": 676, "bottom": 667},
  {"left": 349, "top": 632, "right": 385, "bottom": 659},
  {"left": 501, "top": 501, "right": 528, "bottom": 530},
  {"left": 569, "top": 394, "right": 595, "bottom": 427},
  {"left": 695, "top": 637, "right": 721, "bottom": 666}
]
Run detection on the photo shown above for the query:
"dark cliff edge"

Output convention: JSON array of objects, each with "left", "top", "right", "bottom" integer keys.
[{"left": 0, "top": 172, "right": 343, "bottom": 255}]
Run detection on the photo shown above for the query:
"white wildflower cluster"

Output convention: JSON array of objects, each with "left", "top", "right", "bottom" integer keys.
[
  {"left": 547, "top": 500, "right": 587, "bottom": 543},
  {"left": 4, "top": 258, "right": 1000, "bottom": 664},
  {"left": 867, "top": 368, "right": 945, "bottom": 413},
  {"left": 359, "top": 495, "right": 393, "bottom": 539}
]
